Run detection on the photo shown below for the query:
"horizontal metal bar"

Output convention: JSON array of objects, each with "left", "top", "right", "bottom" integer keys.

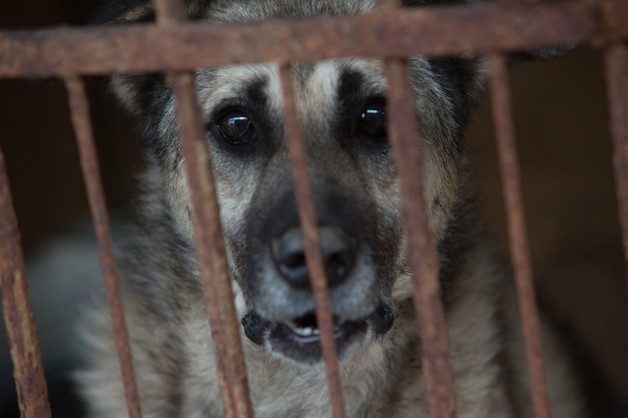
[
  {"left": 0, "top": 0, "right": 614, "bottom": 78},
  {"left": 602, "top": 42, "right": 628, "bottom": 284},
  {"left": 64, "top": 76, "right": 143, "bottom": 418},
  {"left": 385, "top": 59, "right": 457, "bottom": 418},
  {"left": 0, "top": 146, "right": 51, "bottom": 418},
  {"left": 279, "top": 64, "right": 346, "bottom": 418},
  {"left": 488, "top": 54, "right": 552, "bottom": 418}
]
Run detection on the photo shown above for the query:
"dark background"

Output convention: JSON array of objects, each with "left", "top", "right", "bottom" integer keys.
[{"left": 1, "top": 1, "right": 627, "bottom": 416}]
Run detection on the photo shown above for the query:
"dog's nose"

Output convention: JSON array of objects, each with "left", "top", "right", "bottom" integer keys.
[{"left": 272, "top": 226, "right": 356, "bottom": 289}]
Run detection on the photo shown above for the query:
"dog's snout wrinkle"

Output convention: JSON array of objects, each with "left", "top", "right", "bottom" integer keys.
[{"left": 272, "top": 226, "right": 357, "bottom": 289}]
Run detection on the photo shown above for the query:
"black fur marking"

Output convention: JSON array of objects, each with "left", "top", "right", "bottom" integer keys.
[
  {"left": 427, "top": 57, "right": 477, "bottom": 138},
  {"left": 131, "top": 74, "right": 174, "bottom": 162},
  {"left": 251, "top": 187, "right": 365, "bottom": 249},
  {"left": 335, "top": 69, "right": 391, "bottom": 161},
  {"left": 368, "top": 303, "right": 395, "bottom": 334},
  {"left": 436, "top": 191, "right": 478, "bottom": 302},
  {"left": 241, "top": 312, "right": 268, "bottom": 345}
]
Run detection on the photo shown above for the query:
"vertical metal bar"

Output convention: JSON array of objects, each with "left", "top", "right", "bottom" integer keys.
[
  {"left": 279, "top": 64, "right": 347, "bottom": 418},
  {"left": 152, "top": 2, "right": 254, "bottom": 416},
  {"left": 385, "top": 59, "right": 457, "bottom": 418},
  {"left": 167, "top": 70, "right": 254, "bottom": 418},
  {"left": 64, "top": 76, "right": 143, "bottom": 418},
  {"left": 602, "top": 42, "right": 628, "bottom": 283},
  {"left": 381, "top": 1, "right": 457, "bottom": 414},
  {"left": 488, "top": 53, "right": 552, "bottom": 418},
  {"left": 0, "top": 145, "right": 51, "bottom": 418}
]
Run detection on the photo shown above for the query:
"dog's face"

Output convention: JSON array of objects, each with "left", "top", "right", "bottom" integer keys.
[{"left": 106, "top": 0, "right": 486, "bottom": 365}]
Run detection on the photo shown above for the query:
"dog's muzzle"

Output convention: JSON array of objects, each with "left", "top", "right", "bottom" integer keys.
[
  {"left": 240, "top": 223, "right": 395, "bottom": 364},
  {"left": 239, "top": 191, "right": 397, "bottom": 363}
]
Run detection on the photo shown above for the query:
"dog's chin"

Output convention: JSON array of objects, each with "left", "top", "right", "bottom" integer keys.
[{"left": 241, "top": 304, "right": 394, "bottom": 365}]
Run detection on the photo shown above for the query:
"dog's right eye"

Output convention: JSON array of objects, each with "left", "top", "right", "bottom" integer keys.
[{"left": 215, "top": 110, "right": 257, "bottom": 145}]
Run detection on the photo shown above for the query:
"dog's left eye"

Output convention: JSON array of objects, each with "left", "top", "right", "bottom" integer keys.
[
  {"left": 356, "top": 100, "right": 386, "bottom": 138},
  {"left": 216, "top": 110, "right": 257, "bottom": 145}
]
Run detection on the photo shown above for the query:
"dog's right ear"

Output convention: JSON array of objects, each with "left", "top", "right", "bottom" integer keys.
[
  {"left": 94, "top": 1, "right": 163, "bottom": 121},
  {"left": 94, "top": 1, "right": 163, "bottom": 117},
  {"left": 99, "top": 1, "right": 214, "bottom": 116}
]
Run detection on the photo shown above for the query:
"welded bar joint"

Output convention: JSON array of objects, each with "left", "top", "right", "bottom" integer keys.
[
  {"left": 488, "top": 54, "right": 552, "bottom": 418},
  {"left": 385, "top": 59, "right": 457, "bottom": 418},
  {"left": 0, "top": 146, "right": 51, "bottom": 418},
  {"left": 279, "top": 64, "right": 347, "bottom": 418},
  {"left": 64, "top": 76, "right": 143, "bottom": 418},
  {"left": 152, "top": 1, "right": 255, "bottom": 416}
]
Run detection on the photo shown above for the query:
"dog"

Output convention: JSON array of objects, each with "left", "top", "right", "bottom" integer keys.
[{"left": 76, "top": 0, "right": 591, "bottom": 416}]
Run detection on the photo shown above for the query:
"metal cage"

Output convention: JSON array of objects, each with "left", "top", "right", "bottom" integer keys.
[{"left": 0, "top": 0, "right": 627, "bottom": 417}]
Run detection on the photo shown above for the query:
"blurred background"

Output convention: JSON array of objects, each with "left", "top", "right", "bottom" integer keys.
[{"left": 1, "top": 0, "right": 627, "bottom": 416}]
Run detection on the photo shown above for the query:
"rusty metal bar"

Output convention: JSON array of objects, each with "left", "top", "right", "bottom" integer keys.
[
  {"left": 382, "top": 3, "right": 457, "bottom": 415},
  {"left": 64, "top": 76, "right": 143, "bottom": 418},
  {"left": 488, "top": 54, "right": 552, "bottom": 418},
  {"left": 385, "top": 59, "right": 457, "bottom": 418},
  {"left": 167, "top": 69, "right": 254, "bottom": 418},
  {"left": 0, "top": 146, "right": 51, "bottom": 418},
  {"left": 279, "top": 64, "right": 347, "bottom": 418},
  {"left": 0, "top": 0, "right": 615, "bottom": 79},
  {"left": 602, "top": 41, "right": 628, "bottom": 283},
  {"left": 152, "top": 1, "right": 254, "bottom": 417}
]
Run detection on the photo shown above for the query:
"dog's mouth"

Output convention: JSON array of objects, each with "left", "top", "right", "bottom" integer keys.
[
  {"left": 271, "top": 312, "right": 364, "bottom": 345},
  {"left": 241, "top": 305, "right": 394, "bottom": 364}
]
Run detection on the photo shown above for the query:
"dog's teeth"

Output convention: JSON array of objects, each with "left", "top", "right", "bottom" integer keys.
[
  {"left": 285, "top": 321, "right": 321, "bottom": 337},
  {"left": 295, "top": 326, "right": 313, "bottom": 336}
]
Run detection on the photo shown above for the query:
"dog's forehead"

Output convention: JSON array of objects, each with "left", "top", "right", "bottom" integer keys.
[{"left": 197, "top": 60, "right": 386, "bottom": 119}]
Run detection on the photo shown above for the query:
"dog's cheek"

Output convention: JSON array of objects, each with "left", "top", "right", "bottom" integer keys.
[
  {"left": 422, "top": 147, "right": 459, "bottom": 239},
  {"left": 163, "top": 162, "right": 196, "bottom": 240}
]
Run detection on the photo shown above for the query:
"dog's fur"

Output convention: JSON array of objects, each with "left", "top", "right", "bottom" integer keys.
[{"left": 77, "top": 0, "right": 589, "bottom": 416}]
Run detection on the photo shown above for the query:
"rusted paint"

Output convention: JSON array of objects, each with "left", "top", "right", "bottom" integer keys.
[
  {"left": 0, "top": 0, "right": 605, "bottom": 78},
  {"left": 0, "top": 147, "right": 51, "bottom": 418},
  {"left": 279, "top": 64, "right": 347, "bottom": 418},
  {"left": 603, "top": 42, "right": 628, "bottom": 284},
  {"left": 385, "top": 59, "right": 457, "bottom": 418},
  {"left": 488, "top": 54, "right": 552, "bottom": 418},
  {"left": 64, "top": 76, "right": 143, "bottom": 418}
]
